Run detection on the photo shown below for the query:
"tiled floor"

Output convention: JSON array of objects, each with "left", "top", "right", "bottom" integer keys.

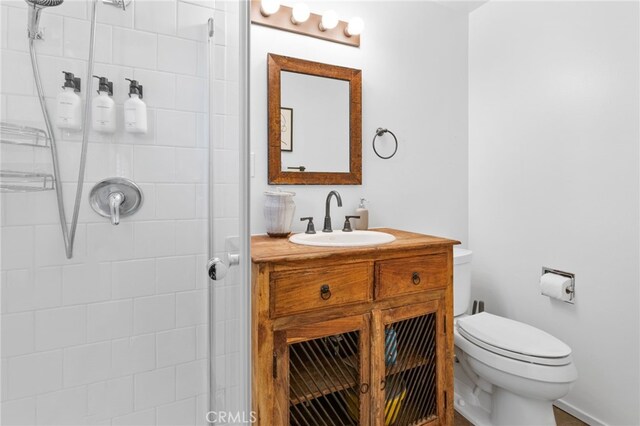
[{"left": 454, "top": 407, "right": 588, "bottom": 426}]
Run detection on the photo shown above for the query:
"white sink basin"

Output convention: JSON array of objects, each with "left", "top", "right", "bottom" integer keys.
[{"left": 289, "top": 230, "right": 396, "bottom": 247}]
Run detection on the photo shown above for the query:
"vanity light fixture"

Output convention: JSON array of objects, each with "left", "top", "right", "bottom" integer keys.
[
  {"left": 291, "top": 3, "right": 310, "bottom": 25},
  {"left": 260, "top": 0, "right": 280, "bottom": 17},
  {"left": 250, "top": 0, "right": 362, "bottom": 47},
  {"left": 345, "top": 17, "right": 364, "bottom": 37},
  {"left": 319, "top": 10, "right": 339, "bottom": 31}
]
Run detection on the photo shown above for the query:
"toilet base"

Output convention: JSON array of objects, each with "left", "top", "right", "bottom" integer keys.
[
  {"left": 454, "top": 376, "right": 492, "bottom": 426},
  {"left": 454, "top": 358, "right": 558, "bottom": 426},
  {"left": 491, "top": 387, "right": 556, "bottom": 426}
]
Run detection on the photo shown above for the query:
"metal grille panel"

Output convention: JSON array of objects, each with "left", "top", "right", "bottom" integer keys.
[
  {"left": 289, "top": 331, "right": 361, "bottom": 426},
  {"left": 383, "top": 313, "right": 437, "bottom": 425}
]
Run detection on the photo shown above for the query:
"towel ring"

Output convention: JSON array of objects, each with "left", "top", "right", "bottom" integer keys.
[{"left": 372, "top": 128, "right": 398, "bottom": 160}]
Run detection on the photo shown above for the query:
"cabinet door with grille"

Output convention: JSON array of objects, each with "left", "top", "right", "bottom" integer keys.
[
  {"left": 372, "top": 299, "right": 447, "bottom": 426},
  {"left": 274, "top": 314, "right": 371, "bottom": 426}
]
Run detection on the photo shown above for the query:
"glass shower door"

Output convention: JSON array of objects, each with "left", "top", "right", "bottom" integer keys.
[{"left": 207, "top": 1, "right": 250, "bottom": 425}]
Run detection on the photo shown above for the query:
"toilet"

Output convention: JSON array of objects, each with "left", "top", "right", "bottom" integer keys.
[{"left": 452, "top": 248, "right": 578, "bottom": 426}]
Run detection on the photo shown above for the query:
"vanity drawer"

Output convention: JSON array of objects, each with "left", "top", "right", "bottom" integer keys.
[
  {"left": 375, "top": 253, "right": 449, "bottom": 300},
  {"left": 270, "top": 262, "right": 372, "bottom": 318}
]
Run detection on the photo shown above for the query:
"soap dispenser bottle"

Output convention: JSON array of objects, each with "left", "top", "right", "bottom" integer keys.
[
  {"left": 355, "top": 198, "right": 369, "bottom": 230},
  {"left": 91, "top": 75, "right": 116, "bottom": 133},
  {"left": 124, "top": 78, "right": 147, "bottom": 134},
  {"left": 55, "top": 71, "right": 82, "bottom": 130}
]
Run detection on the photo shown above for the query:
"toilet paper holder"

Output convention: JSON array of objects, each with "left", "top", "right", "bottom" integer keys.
[{"left": 541, "top": 267, "right": 575, "bottom": 304}]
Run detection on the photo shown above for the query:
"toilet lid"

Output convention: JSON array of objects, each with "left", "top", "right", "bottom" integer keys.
[{"left": 457, "top": 313, "right": 572, "bottom": 366}]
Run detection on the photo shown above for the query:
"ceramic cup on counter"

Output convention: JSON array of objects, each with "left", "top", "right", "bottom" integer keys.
[{"left": 264, "top": 188, "right": 296, "bottom": 238}]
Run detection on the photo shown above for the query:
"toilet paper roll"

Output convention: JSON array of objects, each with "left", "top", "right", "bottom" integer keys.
[{"left": 540, "top": 273, "right": 573, "bottom": 302}]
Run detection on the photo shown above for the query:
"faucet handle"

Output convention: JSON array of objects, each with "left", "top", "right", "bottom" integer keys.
[
  {"left": 300, "top": 217, "right": 316, "bottom": 234},
  {"left": 342, "top": 215, "right": 361, "bottom": 232},
  {"left": 108, "top": 192, "right": 125, "bottom": 225}
]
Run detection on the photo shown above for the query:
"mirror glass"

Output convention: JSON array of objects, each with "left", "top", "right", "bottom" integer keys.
[
  {"left": 268, "top": 54, "right": 361, "bottom": 185},
  {"left": 280, "top": 71, "right": 350, "bottom": 173}
]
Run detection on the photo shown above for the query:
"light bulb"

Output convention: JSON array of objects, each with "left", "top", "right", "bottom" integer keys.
[
  {"left": 260, "top": 0, "right": 280, "bottom": 16},
  {"left": 319, "top": 10, "right": 338, "bottom": 31},
  {"left": 291, "top": 3, "right": 310, "bottom": 25},
  {"left": 345, "top": 17, "right": 364, "bottom": 37}
]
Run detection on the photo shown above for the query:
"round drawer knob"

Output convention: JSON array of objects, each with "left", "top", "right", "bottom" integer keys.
[
  {"left": 320, "top": 284, "right": 332, "bottom": 300},
  {"left": 412, "top": 272, "right": 421, "bottom": 285}
]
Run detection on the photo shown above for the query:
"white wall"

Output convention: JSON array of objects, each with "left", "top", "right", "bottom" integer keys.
[
  {"left": 250, "top": 0, "right": 469, "bottom": 244},
  {"left": 0, "top": 0, "right": 240, "bottom": 424},
  {"left": 469, "top": 2, "right": 639, "bottom": 425}
]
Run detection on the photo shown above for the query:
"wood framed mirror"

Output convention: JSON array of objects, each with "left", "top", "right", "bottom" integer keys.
[{"left": 268, "top": 54, "right": 362, "bottom": 185}]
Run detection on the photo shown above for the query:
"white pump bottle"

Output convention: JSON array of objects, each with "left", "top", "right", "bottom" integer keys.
[
  {"left": 91, "top": 75, "right": 116, "bottom": 133},
  {"left": 124, "top": 78, "right": 147, "bottom": 134},
  {"left": 355, "top": 198, "right": 369, "bottom": 230},
  {"left": 55, "top": 71, "right": 82, "bottom": 130}
]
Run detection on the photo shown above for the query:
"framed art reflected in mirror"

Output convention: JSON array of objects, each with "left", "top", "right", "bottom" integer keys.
[{"left": 281, "top": 107, "right": 293, "bottom": 152}]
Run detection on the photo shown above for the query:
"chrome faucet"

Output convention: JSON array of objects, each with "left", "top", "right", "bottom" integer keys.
[{"left": 323, "top": 190, "right": 343, "bottom": 232}]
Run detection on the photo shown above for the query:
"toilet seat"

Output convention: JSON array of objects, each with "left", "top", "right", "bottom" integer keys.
[
  {"left": 454, "top": 328, "right": 578, "bottom": 384},
  {"left": 456, "top": 313, "right": 572, "bottom": 366}
]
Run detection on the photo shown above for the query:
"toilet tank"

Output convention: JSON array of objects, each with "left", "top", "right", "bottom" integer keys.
[{"left": 453, "top": 248, "right": 473, "bottom": 316}]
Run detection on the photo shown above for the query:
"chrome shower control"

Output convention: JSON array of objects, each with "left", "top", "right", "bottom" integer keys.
[
  {"left": 108, "top": 192, "right": 124, "bottom": 225},
  {"left": 89, "top": 178, "right": 143, "bottom": 225}
]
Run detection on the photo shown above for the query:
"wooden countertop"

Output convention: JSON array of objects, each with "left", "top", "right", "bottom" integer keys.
[{"left": 251, "top": 228, "right": 460, "bottom": 264}]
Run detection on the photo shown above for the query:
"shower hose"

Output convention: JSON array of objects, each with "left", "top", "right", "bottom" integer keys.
[{"left": 29, "top": 0, "right": 98, "bottom": 259}]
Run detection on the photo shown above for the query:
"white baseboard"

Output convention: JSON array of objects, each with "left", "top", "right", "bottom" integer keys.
[{"left": 554, "top": 398, "right": 607, "bottom": 426}]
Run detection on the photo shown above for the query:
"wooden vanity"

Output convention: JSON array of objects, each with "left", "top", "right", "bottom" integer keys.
[{"left": 251, "top": 228, "right": 460, "bottom": 425}]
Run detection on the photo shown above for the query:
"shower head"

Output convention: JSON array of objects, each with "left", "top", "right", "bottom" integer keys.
[
  {"left": 25, "top": 0, "right": 64, "bottom": 40},
  {"left": 26, "top": 0, "right": 64, "bottom": 5}
]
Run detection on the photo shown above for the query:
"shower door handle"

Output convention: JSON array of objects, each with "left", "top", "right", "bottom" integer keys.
[
  {"left": 207, "top": 258, "right": 227, "bottom": 281},
  {"left": 207, "top": 237, "right": 240, "bottom": 281},
  {"left": 207, "top": 252, "right": 239, "bottom": 281}
]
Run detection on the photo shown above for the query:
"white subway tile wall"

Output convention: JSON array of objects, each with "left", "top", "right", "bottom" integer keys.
[{"left": 0, "top": 0, "right": 242, "bottom": 425}]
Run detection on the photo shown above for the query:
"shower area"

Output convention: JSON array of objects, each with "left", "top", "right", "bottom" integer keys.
[{"left": 0, "top": 0, "right": 250, "bottom": 424}]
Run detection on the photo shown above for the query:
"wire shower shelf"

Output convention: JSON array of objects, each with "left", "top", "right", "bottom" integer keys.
[
  {"left": 0, "top": 122, "right": 55, "bottom": 192},
  {"left": 0, "top": 121, "right": 51, "bottom": 148},
  {"left": 0, "top": 170, "right": 55, "bottom": 192}
]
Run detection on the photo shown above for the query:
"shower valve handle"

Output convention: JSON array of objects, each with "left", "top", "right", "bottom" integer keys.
[
  {"left": 89, "top": 178, "right": 143, "bottom": 227},
  {"left": 108, "top": 192, "right": 125, "bottom": 225}
]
